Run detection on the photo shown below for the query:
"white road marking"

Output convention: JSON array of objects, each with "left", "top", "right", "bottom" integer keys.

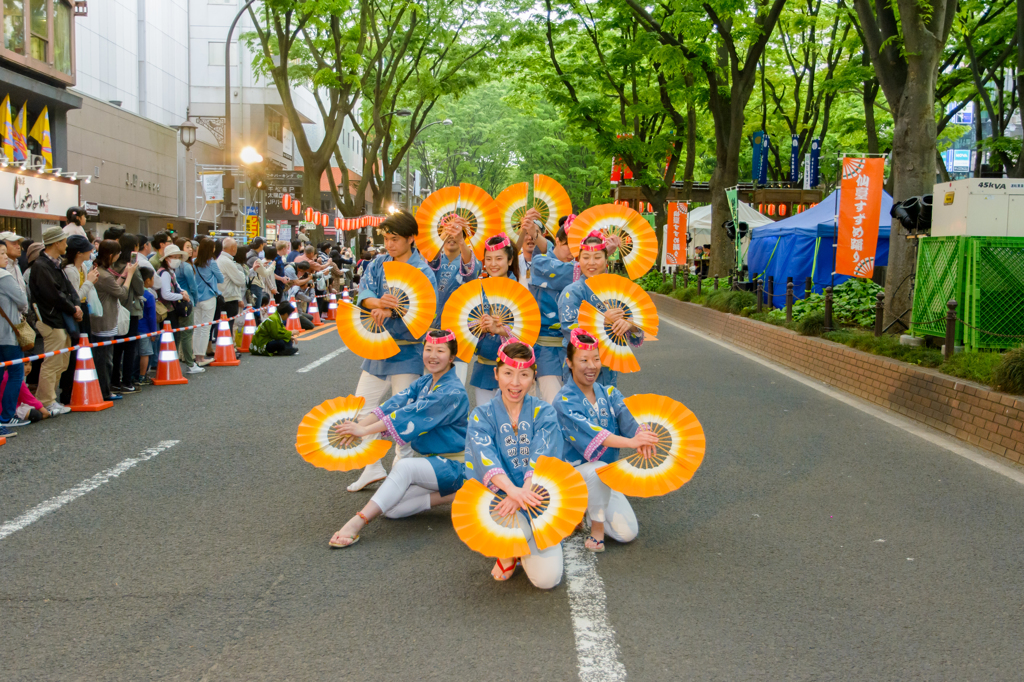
[
  {"left": 662, "top": 317, "right": 1024, "bottom": 487},
  {"left": 0, "top": 440, "right": 180, "bottom": 542},
  {"left": 563, "top": 534, "right": 628, "bottom": 681},
  {"left": 297, "top": 347, "right": 348, "bottom": 373}
]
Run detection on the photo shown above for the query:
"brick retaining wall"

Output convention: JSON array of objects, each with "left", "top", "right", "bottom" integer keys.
[{"left": 655, "top": 294, "right": 1024, "bottom": 465}]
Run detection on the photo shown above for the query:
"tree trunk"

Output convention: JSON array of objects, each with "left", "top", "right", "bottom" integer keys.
[
  {"left": 884, "top": 58, "right": 939, "bottom": 328},
  {"left": 640, "top": 186, "right": 669, "bottom": 267},
  {"left": 303, "top": 163, "right": 325, "bottom": 221},
  {"left": 863, "top": 79, "right": 880, "bottom": 154}
]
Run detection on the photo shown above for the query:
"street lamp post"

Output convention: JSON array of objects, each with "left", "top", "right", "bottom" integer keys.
[
  {"left": 221, "top": 0, "right": 260, "bottom": 233},
  {"left": 405, "top": 118, "right": 453, "bottom": 211}
]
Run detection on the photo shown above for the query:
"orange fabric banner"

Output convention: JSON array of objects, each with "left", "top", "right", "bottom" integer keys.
[
  {"left": 836, "top": 157, "right": 884, "bottom": 278},
  {"left": 663, "top": 202, "right": 688, "bottom": 266}
]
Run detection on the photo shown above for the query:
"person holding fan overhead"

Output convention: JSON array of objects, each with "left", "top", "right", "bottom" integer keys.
[
  {"left": 467, "top": 233, "right": 520, "bottom": 406},
  {"left": 347, "top": 211, "right": 438, "bottom": 493},
  {"left": 427, "top": 215, "right": 478, "bottom": 383}
]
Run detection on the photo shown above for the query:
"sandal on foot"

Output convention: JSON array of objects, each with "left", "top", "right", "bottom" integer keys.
[
  {"left": 585, "top": 536, "right": 605, "bottom": 553},
  {"left": 328, "top": 533, "right": 359, "bottom": 548},
  {"left": 492, "top": 558, "right": 519, "bottom": 581}
]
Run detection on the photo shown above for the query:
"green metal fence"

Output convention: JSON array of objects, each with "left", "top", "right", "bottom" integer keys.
[{"left": 912, "top": 236, "right": 1024, "bottom": 351}]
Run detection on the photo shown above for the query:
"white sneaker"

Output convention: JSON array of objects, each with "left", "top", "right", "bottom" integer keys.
[
  {"left": 46, "top": 402, "right": 71, "bottom": 416},
  {"left": 347, "top": 461, "right": 387, "bottom": 492},
  {"left": 186, "top": 364, "right": 206, "bottom": 374}
]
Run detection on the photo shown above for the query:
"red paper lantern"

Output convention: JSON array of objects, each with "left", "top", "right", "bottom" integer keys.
[
  {"left": 335, "top": 216, "right": 342, "bottom": 230},
  {"left": 292, "top": 200, "right": 301, "bottom": 216},
  {"left": 282, "top": 193, "right": 291, "bottom": 210},
  {"left": 305, "top": 207, "right": 314, "bottom": 222}
]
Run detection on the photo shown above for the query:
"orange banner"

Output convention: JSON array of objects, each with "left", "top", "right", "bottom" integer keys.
[
  {"left": 663, "top": 202, "right": 688, "bottom": 267},
  {"left": 836, "top": 157, "right": 884, "bottom": 278}
]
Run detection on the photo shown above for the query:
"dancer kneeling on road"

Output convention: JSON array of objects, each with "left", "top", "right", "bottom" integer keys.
[
  {"left": 329, "top": 329, "right": 469, "bottom": 548},
  {"left": 465, "top": 340, "right": 565, "bottom": 589},
  {"left": 553, "top": 329, "right": 659, "bottom": 552},
  {"left": 250, "top": 300, "right": 299, "bottom": 356}
]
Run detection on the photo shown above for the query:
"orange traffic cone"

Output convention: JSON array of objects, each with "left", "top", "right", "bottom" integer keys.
[
  {"left": 326, "top": 293, "right": 338, "bottom": 321},
  {"left": 210, "top": 313, "right": 240, "bottom": 366},
  {"left": 267, "top": 300, "right": 277, "bottom": 316},
  {"left": 0, "top": 435, "right": 5, "bottom": 446},
  {"left": 341, "top": 287, "right": 352, "bottom": 304},
  {"left": 70, "top": 335, "right": 114, "bottom": 411},
  {"left": 240, "top": 307, "right": 256, "bottom": 353},
  {"left": 153, "top": 321, "right": 188, "bottom": 385},
  {"left": 285, "top": 297, "right": 302, "bottom": 332},
  {"left": 307, "top": 298, "right": 323, "bottom": 326}
]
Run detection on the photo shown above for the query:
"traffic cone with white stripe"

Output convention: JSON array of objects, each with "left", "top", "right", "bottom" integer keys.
[
  {"left": 326, "top": 293, "right": 338, "bottom": 321},
  {"left": 267, "top": 300, "right": 277, "bottom": 316},
  {"left": 70, "top": 335, "right": 114, "bottom": 411},
  {"left": 306, "top": 298, "right": 323, "bottom": 326},
  {"left": 153, "top": 321, "right": 188, "bottom": 385},
  {"left": 210, "top": 312, "right": 240, "bottom": 366},
  {"left": 341, "top": 287, "right": 351, "bottom": 304},
  {"left": 285, "top": 296, "right": 303, "bottom": 332},
  {"left": 239, "top": 307, "right": 256, "bottom": 353}
]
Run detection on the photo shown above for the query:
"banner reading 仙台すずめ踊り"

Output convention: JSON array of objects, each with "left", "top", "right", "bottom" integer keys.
[{"left": 836, "top": 157, "right": 884, "bottom": 278}]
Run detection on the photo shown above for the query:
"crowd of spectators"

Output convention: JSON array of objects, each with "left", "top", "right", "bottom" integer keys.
[{"left": 0, "top": 207, "right": 356, "bottom": 438}]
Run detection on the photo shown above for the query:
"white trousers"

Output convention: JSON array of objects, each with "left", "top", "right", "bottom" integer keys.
[
  {"left": 576, "top": 461, "right": 638, "bottom": 543},
  {"left": 535, "top": 376, "right": 562, "bottom": 404},
  {"left": 370, "top": 458, "right": 439, "bottom": 518},
  {"left": 355, "top": 371, "right": 418, "bottom": 461},
  {"left": 193, "top": 297, "right": 217, "bottom": 357},
  {"left": 474, "top": 387, "right": 497, "bottom": 407},
  {"left": 520, "top": 543, "right": 563, "bottom": 590},
  {"left": 454, "top": 360, "right": 468, "bottom": 385}
]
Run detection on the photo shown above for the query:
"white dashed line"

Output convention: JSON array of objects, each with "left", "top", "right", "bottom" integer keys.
[
  {"left": 297, "top": 347, "right": 348, "bottom": 373},
  {"left": 0, "top": 440, "right": 180, "bottom": 542},
  {"left": 563, "top": 534, "right": 628, "bottom": 681}
]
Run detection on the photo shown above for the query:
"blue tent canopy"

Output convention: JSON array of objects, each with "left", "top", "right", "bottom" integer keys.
[{"left": 747, "top": 189, "right": 893, "bottom": 301}]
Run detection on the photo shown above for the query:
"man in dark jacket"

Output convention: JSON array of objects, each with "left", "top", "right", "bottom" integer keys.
[{"left": 28, "top": 226, "right": 81, "bottom": 414}]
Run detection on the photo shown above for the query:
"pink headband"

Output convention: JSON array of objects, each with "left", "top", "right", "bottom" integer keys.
[
  {"left": 426, "top": 329, "right": 456, "bottom": 344},
  {"left": 563, "top": 214, "right": 577, "bottom": 231},
  {"left": 497, "top": 337, "right": 536, "bottom": 369},
  {"left": 570, "top": 328, "right": 598, "bottom": 350},
  {"left": 580, "top": 229, "right": 609, "bottom": 251},
  {"left": 485, "top": 234, "right": 511, "bottom": 251}
]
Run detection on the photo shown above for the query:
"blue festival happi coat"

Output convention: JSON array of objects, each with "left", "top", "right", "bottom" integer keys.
[
  {"left": 358, "top": 250, "right": 437, "bottom": 377},
  {"left": 465, "top": 393, "right": 564, "bottom": 491},
  {"left": 528, "top": 252, "right": 577, "bottom": 377},
  {"left": 373, "top": 368, "right": 469, "bottom": 496},
  {"left": 553, "top": 380, "right": 643, "bottom": 466},
  {"left": 468, "top": 271, "right": 519, "bottom": 391},
  {"left": 428, "top": 251, "right": 480, "bottom": 330},
  {"left": 559, "top": 277, "right": 644, "bottom": 387}
]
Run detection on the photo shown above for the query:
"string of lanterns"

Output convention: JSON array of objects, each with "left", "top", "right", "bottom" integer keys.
[{"left": 280, "top": 194, "right": 387, "bottom": 232}]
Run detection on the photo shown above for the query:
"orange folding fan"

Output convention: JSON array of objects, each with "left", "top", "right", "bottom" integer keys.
[
  {"left": 382, "top": 261, "right": 436, "bottom": 338},
  {"left": 296, "top": 395, "right": 392, "bottom": 471},
  {"left": 583, "top": 273, "right": 659, "bottom": 336},
  {"left": 532, "top": 174, "right": 572, "bottom": 238},
  {"left": 451, "top": 456, "right": 587, "bottom": 557},
  {"left": 577, "top": 300, "right": 640, "bottom": 373},
  {"left": 597, "top": 394, "right": 706, "bottom": 498},
  {"left": 415, "top": 186, "right": 460, "bottom": 262},
  {"left": 494, "top": 182, "right": 528, "bottom": 240},
  {"left": 335, "top": 301, "right": 400, "bottom": 360},
  {"left": 440, "top": 278, "right": 541, "bottom": 363},
  {"left": 567, "top": 204, "right": 658, "bottom": 279},
  {"left": 458, "top": 183, "right": 503, "bottom": 259}
]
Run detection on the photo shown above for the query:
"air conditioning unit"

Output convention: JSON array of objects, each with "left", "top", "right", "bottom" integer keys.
[
  {"left": 30, "top": 154, "right": 45, "bottom": 167},
  {"left": 74, "top": 1, "right": 88, "bottom": 17},
  {"left": 932, "top": 178, "right": 1024, "bottom": 238}
]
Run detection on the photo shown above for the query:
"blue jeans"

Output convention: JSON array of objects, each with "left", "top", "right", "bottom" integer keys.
[{"left": 0, "top": 344, "right": 25, "bottom": 422}]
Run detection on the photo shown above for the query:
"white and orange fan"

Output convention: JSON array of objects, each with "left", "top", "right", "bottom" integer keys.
[
  {"left": 415, "top": 184, "right": 502, "bottom": 261},
  {"left": 495, "top": 182, "right": 528, "bottom": 241},
  {"left": 567, "top": 204, "right": 658, "bottom": 279},
  {"left": 296, "top": 396, "right": 392, "bottom": 471},
  {"left": 583, "top": 273, "right": 659, "bottom": 336},
  {"left": 415, "top": 186, "right": 460, "bottom": 262},
  {"left": 335, "top": 300, "right": 400, "bottom": 360},
  {"left": 382, "top": 261, "right": 436, "bottom": 338},
  {"left": 577, "top": 300, "right": 640, "bottom": 373},
  {"left": 532, "top": 174, "right": 572, "bottom": 238},
  {"left": 440, "top": 278, "right": 541, "bottom": 363},
  {"left": 597, "top": 394, "right": 705, "bottom": 497}
]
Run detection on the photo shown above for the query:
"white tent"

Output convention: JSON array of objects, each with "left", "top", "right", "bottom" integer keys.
[{"left": 686, "top": 201, "right": 773, "bottom": 262}]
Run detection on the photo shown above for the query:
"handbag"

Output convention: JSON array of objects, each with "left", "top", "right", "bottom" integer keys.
[
  {"left": 0, "top": 306, "right": 36, "bottom": 352},
  {"left": 86, "top": 284, "right": 103, "bottom": 317},
  {"left": 117, "top": 301, "right": 130, "bottom": 336}
]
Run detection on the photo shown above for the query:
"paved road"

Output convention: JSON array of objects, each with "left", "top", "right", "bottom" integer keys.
[{"left": 2, "top": 316, "right": 1023, "bottom": 681}]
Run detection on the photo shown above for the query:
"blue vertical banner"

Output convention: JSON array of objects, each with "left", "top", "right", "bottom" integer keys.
[
  {"left": 758, "top": 132, "right": 770, "bottom": 184},
  {"left": 789, "top": 134, "right": 800, "bottom": 182},
  {"left": 809, "top": 138, "right": 821, "bottom": 188},
  {"left": 751, "top": 130, "right": 765, "bottom": 183}
]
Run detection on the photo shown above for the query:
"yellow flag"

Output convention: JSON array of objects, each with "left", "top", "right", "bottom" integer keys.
[
  {"left": 0, "top": 96, "right": 12, "bottom": 162},
  {"left": 13, "top": 103, "right": 27, "bottom": 162},
  {"left": 29, "top": 106, "right": 51, "bottom": 169}
]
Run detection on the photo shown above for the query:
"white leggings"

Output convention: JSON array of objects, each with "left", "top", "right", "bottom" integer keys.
[
  {"left": 533, "top": 376, "right": 563, "bottom": 404},
  {"left": 474, "top": 387, "right": 497, "bottom": 407},
  {"left": 576, "top": 461, "right": 638, "bottom": 543},
  {"left": 370, "top": 458, "right": 439, "bottom": 518},
  {"left": 354, "top": 371, "right": 418, "bottom": 461},
  {"left": 520, "top": 543, "right": 563, "bottom": 590},
  {"left": 453, "top": 360, "right": 468, "bottom": 385}
]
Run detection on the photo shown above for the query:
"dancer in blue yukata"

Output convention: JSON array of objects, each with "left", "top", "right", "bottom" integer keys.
[
  {"left": 347, "top": 211, "right": 439, "bottom": 492},
  {"left": 427, "top": 215, "right": 479, "bottom": 384},
  {"left": 467, "top": 233, "right": 521, "bottom": 406},
  {"left": 329, "top": 330, "right": 469, "bottom": 548},
  {"left": 465, "top": 340, "right": 565, "bottom": 589},
  {"left": 558, "top": 230, "right": 643, "bottom": 387},
  {"left": 553, "top": 329, "right": 660, "bottom": 553}
]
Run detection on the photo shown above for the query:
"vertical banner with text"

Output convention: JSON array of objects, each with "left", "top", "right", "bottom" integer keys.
[
  {"left": 836, "top": 157, "right": 884, "bottom": 278},
  {"left": 662, "top": 202, "right": 688, "bottom": 267}
]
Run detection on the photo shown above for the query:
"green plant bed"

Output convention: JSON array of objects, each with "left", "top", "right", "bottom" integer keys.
[
  {"left": 939, "top": 351, "right": 1005, "bottom": 385},
  {"left": 789, "top": 278, "right": 883, "bottom": 328},
  {"left": 992, "top": 346, "right": 1024, "bottom": 396},
  {"left": 822, "top": 330, "right": 945, "bottom": 368}
]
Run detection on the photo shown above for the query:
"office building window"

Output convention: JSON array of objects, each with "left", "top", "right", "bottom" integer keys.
[
  {"left": 4, "top": 0, "right": 24, "bottom": 53},
  {"left": 267, "top": 113, "right": 282, "bottom": 141},
  {"left": 28, "top": 0, "right": 45, "bottom": 61},
  {"left": 54, "top": 0, "right": 69, "bottom": 73}
]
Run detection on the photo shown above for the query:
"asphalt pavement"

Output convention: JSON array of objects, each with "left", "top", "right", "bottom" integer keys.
[{"left": 2, "top": 316, "right": 1023, "bottom": 681}]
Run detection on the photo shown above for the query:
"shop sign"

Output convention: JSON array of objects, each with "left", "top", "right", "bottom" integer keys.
[
  {"left": 126, "top": 173, "right": 161, "bottom": 192},
  {"left": 201, "top": 172, "right": 224, "bottom": 204},
  {"left": 0, "top": 170, "right": 79, "bottom": 219},
  {"left": 83, "top": 200, "right": 99, "bottom": 216}
]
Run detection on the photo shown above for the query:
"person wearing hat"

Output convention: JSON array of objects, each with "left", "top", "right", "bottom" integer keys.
[
  {"left": 27, "top": 226, "right": 81, "bottom": 415},
  {"left": 58, "top": 234, "right": 98, "bottom": 406},
  {"left": 0, "top": 232, "right": 25, "bottom": 295},
  {"left": 63, "top": 206, "right": 89, "bottom": 240},
  {"left": 20, "top": 242, "right": 45, "bottom": 288}
]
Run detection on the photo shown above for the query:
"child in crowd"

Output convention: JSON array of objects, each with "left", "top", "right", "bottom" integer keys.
[
  {"left": 137, "top": 271, "right": 159, "bottom": 384},
  {"left": 0, "top": 373, "right": 51, "bottom": 422}
]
